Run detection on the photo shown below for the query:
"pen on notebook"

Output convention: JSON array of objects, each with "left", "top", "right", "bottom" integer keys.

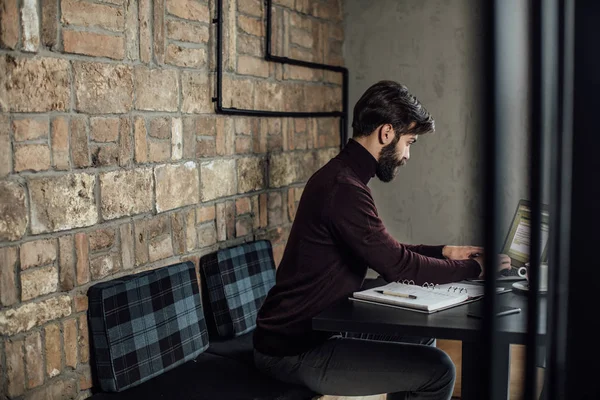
[{"left": 375, "top": 290, "right": 417, "bottom": 299}]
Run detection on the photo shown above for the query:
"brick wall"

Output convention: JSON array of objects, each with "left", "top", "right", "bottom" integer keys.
[{"left": 0, "top": 0, "right": 343, "bottom": 398}]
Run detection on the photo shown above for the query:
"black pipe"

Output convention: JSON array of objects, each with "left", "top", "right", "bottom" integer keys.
[
  {"left": 213, "top": 0, "right": 349, "bottom": 148},
  {"left": 524, "top": 0, "right": 546, "bottom": 398},
  {"left": 545, "top": 1, "right": 573, "bottom": 398},
  {"left": 480, "top": 1, "right": 502, "bottom": 399}
]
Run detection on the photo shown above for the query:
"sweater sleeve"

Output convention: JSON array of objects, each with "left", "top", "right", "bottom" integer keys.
[
  {"left": 404, "top": 244, "right": 446, "bottom": 259},
  {"left": 326, "top": 182, "right": 481, "bottom": 285}
]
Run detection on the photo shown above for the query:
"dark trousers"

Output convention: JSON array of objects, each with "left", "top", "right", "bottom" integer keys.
[{"left": 254, "top": 335, "right": 455, "bottom": 400}]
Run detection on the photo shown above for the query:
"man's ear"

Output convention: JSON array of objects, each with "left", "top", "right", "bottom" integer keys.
[{"left": 378, "top": 124, "right": 394, "bottom": 145}]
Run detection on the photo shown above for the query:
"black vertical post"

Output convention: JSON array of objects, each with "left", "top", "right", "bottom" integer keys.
[
  {"left": 545, "top": 0, "right": 573, "bottom": 398},
  {"left": 480, "top": 1, "right": 502, "bottom": 398},
  {"left": 524, "top": 0, "right": 545, "bottom": 396},
  {"left": 562, "top": 1, "right": 600, "bottom": 399}
]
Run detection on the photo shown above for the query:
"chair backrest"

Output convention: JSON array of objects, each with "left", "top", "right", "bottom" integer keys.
[
  {"left": 88, "top": 261, "right": 209, "bottom": 392},
  {"left": 200, "top": 240, "right": 276, "bottom": 338}
]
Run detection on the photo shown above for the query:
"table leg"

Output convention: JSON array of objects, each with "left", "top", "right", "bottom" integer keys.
[{"left": 460, "top": 340, "right": 511, "bottom": 400}]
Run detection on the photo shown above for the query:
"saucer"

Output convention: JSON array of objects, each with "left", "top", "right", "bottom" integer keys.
[{"left": 512, "top": 281, "right": 547, "bottom": 294}]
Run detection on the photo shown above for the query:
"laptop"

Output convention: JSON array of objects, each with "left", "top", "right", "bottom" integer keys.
[{"left": 470, "top": 199, "right": 550, "bottom": 281}]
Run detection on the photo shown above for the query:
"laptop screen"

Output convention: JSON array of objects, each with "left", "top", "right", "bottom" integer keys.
[{"left": 501, "top": 200, "right": 550, "bottom": 268}]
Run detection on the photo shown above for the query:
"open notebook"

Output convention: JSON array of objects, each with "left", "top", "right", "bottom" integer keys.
[{"left": 351, "top": 281, "right": 509, "bottom": 314}]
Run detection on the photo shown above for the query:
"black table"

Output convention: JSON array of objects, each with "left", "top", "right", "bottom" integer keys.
[{"left": 312, "top": 280, "right": 546, "bottom": 400}]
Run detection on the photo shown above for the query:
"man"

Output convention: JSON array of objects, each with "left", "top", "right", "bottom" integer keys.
[{"left": 253, "top": 81, "right": 510, "bottom": 399}]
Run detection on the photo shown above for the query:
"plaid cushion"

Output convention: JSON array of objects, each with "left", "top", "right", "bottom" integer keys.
[
  {"left": 200, "top": 240, "right": 276, "bottom": 338},
  {"left": 88, "top": 261, "right": 209, "bottom": 392}
]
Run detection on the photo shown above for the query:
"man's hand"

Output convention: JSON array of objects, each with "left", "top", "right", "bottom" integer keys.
[
  {"left": 442, "top": 245, "right": 483, "bottom": 260},
  {"left": 473, "top": 254, "right": 511, "bottom": 279}
]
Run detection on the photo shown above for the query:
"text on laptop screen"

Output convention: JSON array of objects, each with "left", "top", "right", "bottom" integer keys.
[{"left": 502, "top": 202, "right": 550, "bottom": 266}]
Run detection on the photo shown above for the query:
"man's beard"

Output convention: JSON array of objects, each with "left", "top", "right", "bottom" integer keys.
[{"left": 376, "top": 141, "right": 406, "bottom": 182}]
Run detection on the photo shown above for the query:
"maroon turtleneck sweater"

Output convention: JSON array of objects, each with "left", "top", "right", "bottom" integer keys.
[{"left": 253, "top": 139, "right": 481, "bottom": 356}]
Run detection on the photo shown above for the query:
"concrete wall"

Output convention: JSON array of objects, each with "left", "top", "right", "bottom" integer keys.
[{"left": 343, "top": 0, "right": 531, "bottom": 247}]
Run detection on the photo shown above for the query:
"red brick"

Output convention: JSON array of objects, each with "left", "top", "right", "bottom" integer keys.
[
  {"left": 91, "top": 144, "right": 120, "bottom": 167},
  {"left": 41, "top": 0, "right": 59, "bottom": 48},
  {"left": 6, "top": 337, "right": 25, "bottom": 397},
  {"left": 171, "top": 212, "right": 186, "bottom": 255},
  {"left": 63, "top": 30, "right": 125, "bottom": 59},
  {"left": 223, "top": 75, "right": 254, "bottom": 110},
  {"left": 237, "top": 55, "right": 269, "bottom": 78},
  {"left": 75, "top": 233, "right": 90, "bottom": 285},
  {"left": 14, "top": 144, "right": 51, "bottom": 172},
  {"left": 235, "top": 215, "right": 253, "bottom": 238},
  {"left": 139, "top": 0, "right": 152, "bottom": 63},
  {"left": 124, "top": 0, "right": 139, "bottom": 60},
  {"left": 59, "top": 235, "right": 75, "bottom": 291},
  {"left": 238, "top": 0, "right": 262, "bottom": 17},
  {"left": 235, "top": 136, "right": 253, "bottom": 154},
  {"left": 63, "top": 318, "right": 78, "bottom": 369},
  {"left": 166, "top": 44, "right": 207, "bottom": 68},
  {"left": 273, "top": 0, "right": 293, "bottom": 6},
  {"left": 51, "top": 117, "right": 70, "bottom": 170},
  {"left": 284, "top": 64, "right": 322, "bottom": 81},
  {"left": 259, "top": 193, "right": 268, "bottom": 228},
  {"left": 0, "top": 115, "right": 10, "bottom": 177},
  {"left": 288, "top": 188, "right": 296, "bottom": 221},
  {"left": 78, "top": 314, "right": 89, "bottom": 363},
  {"left": 45, "top": 323, "right": 61, "bottom": 378},
  {"left": 119, "top": 117, "right": 133, "bottom": 167},
  {"left": 90, "top": 117, "right": 120, "bottom": 143},
  {"left": 79, "top": 365, "right": 93, "bottom": 390},
  {"left": 88, "top": 228, "right": 116, "bottom": 252},
  {"left": 70, "top": 117, "right": 90, "bottom": 169},
  {"left": 147, "top": 140, "right": 171, "bottom": 162},
  {"left": 237, "top": 32, "right": 262, "bottom": 57},
  {"left": 153, "top": 0, "right": 165, "bottom": 64},
  {"left": 20, "top": 239, "right": 57, "bottom": 270},
  {"left": 25, "top": 331, "right": 43, "bottom": 388},
  {"left": 120, "top": 222, "right": 135, "bottom": 270},
  {"left": 134, "top": 117, "right": 148, "bottom": 163},
  {"left": 290, "top": 27, "right": 313, "bottom": 48},
  {"left": 61, "top": 0, "right": 125, "bottom": 32},
  {"left": 166, "top": 0, "right": 209, "bottom": 22},
  {"left": 185, "top": 210, "right": 197, "bottom": 252},
  {"left": 149, "top": 117, "right": 171, "bottom": 139},
  {"left": 195, "top": 138, "right": 217, "bottom": 157},
  {"left": 0, "top": 247, "right": 18, "bottom": 306},
  {"left": 238, "top": 15, "right": 263, "bottom": 36},
  {"left": 0, "top": 0, "right": 19, "bottom": 49},
  {"left": 250, "top": 195, "right": 259, "bottom": 228},
  {"left": 181, "top": 71, "right": 212, "bottom": 113},
  {"left": 167, "top": 19, "right": 209, "bottom": 44},
  {"left": 74, "top": 293, "right": 88, "bottom": 313},
  {"left": 134, "top": 219, "right": 149, "bottom": 266},
  {"left": 216, "top": 117, "right": 234, "bottom": 156},
  {"left": 236, "top": 197, "right": 252, "bottom": 215},
  {"left": 13, "top": 118, "right": 48, "bottom": 142},
  {"left": 196, "top": 205, "right": 216, "bottom": 224}
]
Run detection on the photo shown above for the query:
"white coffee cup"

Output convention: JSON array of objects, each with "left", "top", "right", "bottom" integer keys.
[{"left": 523, "top": 262, "right": 549, "bottom": 292}]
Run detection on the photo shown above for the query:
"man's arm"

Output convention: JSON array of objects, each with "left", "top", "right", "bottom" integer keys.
[
  {"left": 404, "top": 244, "right": 446, "bottom": 259},
  {"left": 326, "top": 182, "right": 481, "bottom": 285}
]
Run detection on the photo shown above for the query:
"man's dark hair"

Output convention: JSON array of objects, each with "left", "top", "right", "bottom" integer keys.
[{"left": 351, "top": 81, "right": 435, "bottom": 138}]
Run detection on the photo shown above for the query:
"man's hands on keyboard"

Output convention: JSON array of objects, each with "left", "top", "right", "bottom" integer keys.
[{"left": 472, "top": 254, "right": 511, "bottom": 279}]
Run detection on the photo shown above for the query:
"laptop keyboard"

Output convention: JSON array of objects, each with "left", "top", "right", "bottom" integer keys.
[{"left": 499, "top": 267, "right": 522, "bottom": 277}]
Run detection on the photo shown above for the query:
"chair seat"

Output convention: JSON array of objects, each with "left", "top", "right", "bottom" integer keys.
[{"left": 88, "top": 352, "right": 318, "bottom": 400}]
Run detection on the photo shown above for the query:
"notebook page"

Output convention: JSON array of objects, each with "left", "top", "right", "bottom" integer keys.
[
  {"left": 353, "top": 282, "right": 469, "bottom": 312},
  {"left": 436, "top": 282, "right": 505, "bottom": 298}
]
